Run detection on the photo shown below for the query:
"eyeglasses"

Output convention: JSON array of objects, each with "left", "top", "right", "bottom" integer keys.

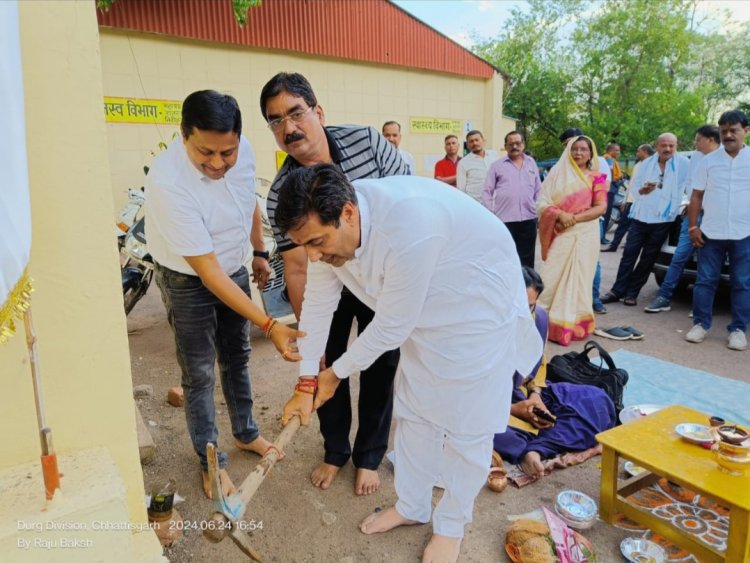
[{"left": 266, "top": 106, "right": 315, "bottom": 132}]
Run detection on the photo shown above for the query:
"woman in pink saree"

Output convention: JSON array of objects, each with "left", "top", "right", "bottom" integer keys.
[{"left": 537, "top": 136, "right": 608, "bottom": 346}]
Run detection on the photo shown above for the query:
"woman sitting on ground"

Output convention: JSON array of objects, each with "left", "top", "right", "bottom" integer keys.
[
  {"left": 537, "top": 135, "right": 608, "bottom": 345},
  {"left": 492, "top": 267, "right": 617, "bottom": 480}
]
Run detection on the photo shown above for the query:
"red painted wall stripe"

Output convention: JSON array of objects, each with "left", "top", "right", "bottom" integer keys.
[{"left": 96, "top": 0, "right": 498, "bottom": 79}]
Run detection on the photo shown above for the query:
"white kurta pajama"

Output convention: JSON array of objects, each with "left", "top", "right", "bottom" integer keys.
[{"left": 297, "top": 176, "right": 542, "bottom": 537}]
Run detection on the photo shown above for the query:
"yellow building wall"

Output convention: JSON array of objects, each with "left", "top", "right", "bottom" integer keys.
[
  {"left": 99, "top": 30, "right": 503, "bottom": 206},
  {"left": 1, "top": 0, "right": 147, "bottom": 526}
]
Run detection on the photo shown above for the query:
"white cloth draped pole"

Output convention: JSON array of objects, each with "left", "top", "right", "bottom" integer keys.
[{"left": 0, "top": 1, "right": 33, "bottom": 344}]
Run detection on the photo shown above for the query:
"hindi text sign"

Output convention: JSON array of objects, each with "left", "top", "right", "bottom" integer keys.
[
  {"left": 409, "top": 117, "right": 462, "bottom": 136},
  {"left": 104, "top": 97, "right": 182, "bottom": 125}
]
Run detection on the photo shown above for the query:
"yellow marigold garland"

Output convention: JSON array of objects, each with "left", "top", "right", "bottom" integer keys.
[{"left": 0, "top": 268, "right": 33, "bottom": 344}]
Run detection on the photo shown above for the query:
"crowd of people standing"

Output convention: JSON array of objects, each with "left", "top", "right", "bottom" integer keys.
[
  {"left": 142, "top": 71, "right": 748, "bottom": 562},
  {"left": 434, "top": 113, "right": 749, "bottom": 353}
]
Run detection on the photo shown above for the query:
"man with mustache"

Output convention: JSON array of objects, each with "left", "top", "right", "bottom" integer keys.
[
  {"left": 686, "top": 109, "right": 750, "bottom": 350},
  {"left": 260, "top": 72, "right": 408, "bottom": 496},
  {"left": 456, "top": 129, "right": 499, "bottom": 203},
  {"left": 601, "top": 133, "right": 689, "bottom": 307},
  {"left": 382, "top": 120, "right": 415, "bottom": 174},
  {"left": 481, "top": 130, "right": 541, "bottom": 268}
]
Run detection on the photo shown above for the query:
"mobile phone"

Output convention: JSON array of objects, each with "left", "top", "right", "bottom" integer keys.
[{"left": 532, "top": 406, "right": 556, "bottom": 424}]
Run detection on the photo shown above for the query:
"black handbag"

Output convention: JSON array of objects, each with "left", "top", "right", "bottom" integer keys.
[{"left": 547, "top": 341, "right": 629, "bottom": 415}]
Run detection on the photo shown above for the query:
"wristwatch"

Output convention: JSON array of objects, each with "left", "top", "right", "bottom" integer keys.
[{"left": 253, "top": 250, "right": 270, "bottom": 259}]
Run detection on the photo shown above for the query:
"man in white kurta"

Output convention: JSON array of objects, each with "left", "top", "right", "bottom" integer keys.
[{"left": 277, "top": 164, "right": 542, "bottom": 561}]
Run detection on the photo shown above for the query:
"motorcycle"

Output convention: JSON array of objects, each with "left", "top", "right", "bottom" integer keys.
[
  {"left": 121, "top": 215, "right": 153, "bottom": 315},
  {"left": 250, "top": 192, "right": 294, "bottom": 321},
  {"left": 115, "top": 167, "right": 149, "bottom": 251}
]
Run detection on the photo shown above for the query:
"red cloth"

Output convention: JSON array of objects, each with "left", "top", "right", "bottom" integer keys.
[{"left": 434, "top": 156, "right": 460, "bottom": 186}]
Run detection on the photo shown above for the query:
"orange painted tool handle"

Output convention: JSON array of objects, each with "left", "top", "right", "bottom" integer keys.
[{"left": 41, "top": 453, "right": 60, "bottom": 500}]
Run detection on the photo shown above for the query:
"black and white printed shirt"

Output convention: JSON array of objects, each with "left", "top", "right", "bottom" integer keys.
[{"left": 267, "top": 125, "right": 409, "bottom": 252}]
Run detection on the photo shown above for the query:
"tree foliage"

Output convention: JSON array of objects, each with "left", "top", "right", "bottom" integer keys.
[
  {"left": 474, "top": 0, "right": 750, "bottom": 159},
  {"left": 96, "top": 0, "right": 261, "bottom": 27}
]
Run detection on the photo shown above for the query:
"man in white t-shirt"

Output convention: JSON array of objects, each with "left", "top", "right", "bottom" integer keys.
[
  {"left": 456, "top": 129, "right": 499, "bottom": 203},
  {"left": 686, "top": 109, "right": 750, "bottom": 351},
  {"left": 145, "top": 90, "right": 301, "bottom": 499}
]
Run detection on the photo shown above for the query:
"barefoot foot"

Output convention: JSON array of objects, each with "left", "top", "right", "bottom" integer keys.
[
  {"left": 355, "top": 468, "right": 380, "bottom": 496},
  {"left": 235, "top": 435, "right": 284, "bottom": 459},
  {"left": 359, "top": 506, "right": 419, "bottom": 534},
  {"left": 310, "top": 462, "right": 340, "bottom": 490},
  {"left": 202, "top": 468, "right": 236, "bottom": 500},
  {"left": 519, "top": 451, "right": 545, "bottom": 479},
  {"left": 422, "top": 534, "right": 462, "bottom": 563}
]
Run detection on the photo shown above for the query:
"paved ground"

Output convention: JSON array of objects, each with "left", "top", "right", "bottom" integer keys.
[{"left": 126, "top": 248, "right": 746, "bottom": 562}]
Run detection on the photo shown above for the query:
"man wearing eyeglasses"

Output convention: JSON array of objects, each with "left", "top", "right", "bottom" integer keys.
[
  {"left": 481, "top": 131, "right": 541, "bottom": 269},
  {"left": 260, "top": 72, "right": 409, "bottom": 497}
]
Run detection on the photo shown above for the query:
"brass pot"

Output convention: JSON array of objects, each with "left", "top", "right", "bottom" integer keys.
[{"left": 714, "top": 440, "right": 750, "bottom": 476}]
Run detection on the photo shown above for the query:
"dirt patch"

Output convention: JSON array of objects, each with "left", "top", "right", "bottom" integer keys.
[{"left": 127, "top": 246, "right": 746, "bottom": 562}]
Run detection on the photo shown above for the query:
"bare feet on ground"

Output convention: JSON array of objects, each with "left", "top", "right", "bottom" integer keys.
[
  {"left": 520, "top": 451, "right": 545, "bottom": 479},
  {"left": 422, "top": 534, "right": 462, "bottom": 563},
  {"left": 201, "top": 468, "right": 236, "bottom": 500},
  {"left": 310, "top": 462, "right": 340, "bottom": 490},
  {"left": 235, "top": 435, "right": 284, "bottom": 459},
  {"left": 360, "top": 506, "right": 419, "bottom": 534},
  {"left": 355, "top": 468, "right": 380, "bottom": 496}
]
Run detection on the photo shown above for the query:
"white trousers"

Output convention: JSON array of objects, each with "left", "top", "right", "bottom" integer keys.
[{"left": 393, "top": 415, "right": 493, "bottom": 538}]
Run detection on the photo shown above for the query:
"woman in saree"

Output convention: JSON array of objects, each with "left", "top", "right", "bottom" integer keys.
[
  {"left": 491, "top": 267, "right": 616, "bottom": 483},
  {"left": 536, "top": 136, "right": 608, "bottom": 346}
]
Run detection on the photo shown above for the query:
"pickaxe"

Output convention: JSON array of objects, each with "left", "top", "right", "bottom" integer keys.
[{"left": 203, "top": 416, "right": 301, "bottom": 561}]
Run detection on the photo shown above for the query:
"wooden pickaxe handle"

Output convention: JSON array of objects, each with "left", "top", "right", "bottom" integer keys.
[{"left": 204, "top": 416, "right": 302, "bottom": 548}]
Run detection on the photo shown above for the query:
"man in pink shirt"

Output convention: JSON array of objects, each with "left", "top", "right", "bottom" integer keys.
[{"left": 482, "top": 131, "right": 541, "bottom": 268}]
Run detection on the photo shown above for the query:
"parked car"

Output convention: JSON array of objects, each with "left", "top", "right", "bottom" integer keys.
[{"left": 651, "top": 210, "right": 731, "bottom": 291}]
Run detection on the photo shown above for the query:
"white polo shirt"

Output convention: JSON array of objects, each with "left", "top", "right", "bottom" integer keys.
[
  {"left": 693, "top": 145, "right": 750, "bottom": 240},
  {"left": 145, "top": 135, "right": 256, "bottom": 275},
  {"left": 456, "top": 150, "right": 500, "bottom": 202}
]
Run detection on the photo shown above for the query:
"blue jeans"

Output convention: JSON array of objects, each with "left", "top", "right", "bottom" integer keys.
[
  {"left": 692, "top": 234, "right": 750, "bottom": 333},
  {"left": 658, "top": 216, "right": 699, "bottom": 301},
  {"left": 592, "top": 261, "right": 603, "bottom": 308},
  {"left": 611, "top": 220, "right": 672, "bottom": 299},
  {"left": 155, "top": 263, "right": 259, "bottom": 470}
]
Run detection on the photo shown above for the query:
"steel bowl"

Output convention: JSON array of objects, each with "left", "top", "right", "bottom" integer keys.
[
  {"left": 620, "top": 537, "right": 666, "bottom": 563},
  {"left": 554, "top": 490, "right": 597, "bottom": 529}
]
